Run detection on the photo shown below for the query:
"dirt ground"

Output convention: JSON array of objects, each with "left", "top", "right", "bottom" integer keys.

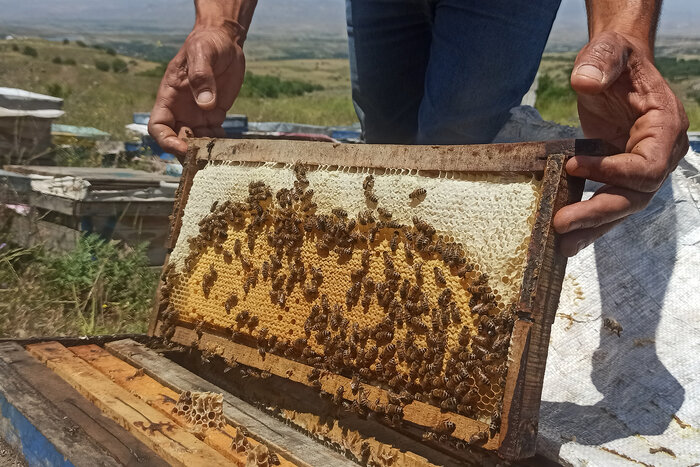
[{"left": 0, "top": 437, "right": 27, "bottom": 467}]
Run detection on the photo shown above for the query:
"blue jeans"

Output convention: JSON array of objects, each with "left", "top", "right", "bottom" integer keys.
[{"left": 346, "top": 0, "right": 561, "bottom": 144}]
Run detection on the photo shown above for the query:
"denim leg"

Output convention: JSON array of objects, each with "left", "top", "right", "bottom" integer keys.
[
  {"left": 416, "top": 0, "right": 561, "bottom": 144},
  {"left": 346, "top": 0, "right": 433, "bottom": 143}
]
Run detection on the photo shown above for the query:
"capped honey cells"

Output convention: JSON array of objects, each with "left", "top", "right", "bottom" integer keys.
[{"left": 159, "top": 161, "right": 542, "bottom": 445}]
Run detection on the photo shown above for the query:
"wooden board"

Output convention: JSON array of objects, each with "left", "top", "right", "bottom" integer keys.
[
  {"left": 3, "top": 166, "right": 179, "bottom": 190},
  {"left": 107, "top": 338, "right": 357, "bottom": 467},
  {"left": 153, "top": 137, "right": 614, "bottom": 460},
  {"left": 0, "top": 343, "right": 122, "bottom": 467},
  {"left": 70, "top": 344, "right": 297, "bottom": 467},
  {"left": 108, "top": 339, "right": 504, "bottom": 467},
  {"left": 166, "top": 325, "right": 495, "bottom": 448},
  {"left": 0, "top": 342, "right": 166, "bottom": 467},
  {"left": 26, "top": 341, "right": 234, "bottom": 467}
]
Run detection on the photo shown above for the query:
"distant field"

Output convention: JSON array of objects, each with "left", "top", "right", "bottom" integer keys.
[
  {"left": 536, "top": 52, "right": 700, "bottom": 132},
  {"left": 1, "top": 38, "right": 699, "bottom": 140},
  {"left": 0, "top": 38, "right": 356, "bottom": 139}
]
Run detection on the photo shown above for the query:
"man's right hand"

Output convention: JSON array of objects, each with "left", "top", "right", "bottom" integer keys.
[{"left": 148, "top": 21, "right": 246, "bottom": 160}]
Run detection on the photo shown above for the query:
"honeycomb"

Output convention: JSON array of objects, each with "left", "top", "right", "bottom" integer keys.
[
  {"left": 160, "top": 161, "right": 542, "bottom": 444},
  {"left": 173, "top": 390, "right": 226, "bottom": 432}
]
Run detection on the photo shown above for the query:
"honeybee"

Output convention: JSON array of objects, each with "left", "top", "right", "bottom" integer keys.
[
  {"left": 492, "top": 334, "right": 510, "bottom": 353},
  {"left": 365, "top": 191, "right": 378, "bottom": 204},
  {"left": 437, "top": 288, "right": 452, "bottom": 307},
  {"left": 413, "top": 261, "right": 424, "bottom": 282},
  {"left": 362, "top": 174, "right": 375, "bottom": 190},
  {"left": 468, "top": 431, "right": 488, "bottom": 445},
  {"left": 386, "top": 403, "right": 403, "bottom": 417},
  {"left": 333, "top": 385, "right": 345, "bottom": 405},
  {"left": 235, "top": 310, "right": 250, "bottom": 323},
  {"left": 473, "top": 366, "right": 490, "bottom": 386},
  {"left": 447, "top": 303, "right": 461, "bottom": 324},
  {"left": 433, "top": 267, "right": 446, "bottom": 286},
  {"left": 390, "top": 231, "right": 400, "bottom": 252},
  {"left": 332, "top": 208, "right": 347, "bottom": 219},
  {"left": 307, "top": 368, "right": 321, "bottom": 382},
  {"left": 431, "top": 388, "right": 448, "bottom": 400},
  {"left": 440, "top": 397, "right": 457, "bottom": 411},
  {"left": 422, "top": 431, "right": 438, "bottom": 441},
  {"left": 456, "top": 263, "right": 474, "bottom": 278},
  {"left": 337, "top": 246, "right": 353, "bottom": 256},
  {"left": 221, "top": 249, "right": 233, "bottom": 264},
  {"left": 603, "top": 317, "right": 623, "bottom": 336},
  {"left": 416, "top": 235, "right": 430, "bottom": 251},
  {"left": 224, "top": 293, "right": 238, "bottom": 313},
  {"left": 408, "top": 187, "right": 426, "bottom": 199},
  {"left": 472, "top": 334, "right": 491, "bottom": 347},
  {"left": 209, "top": 200, "right": 219, "bottom": 213},
  {"left": 233, "top": 239, "right": 241, "bottom": 257}
]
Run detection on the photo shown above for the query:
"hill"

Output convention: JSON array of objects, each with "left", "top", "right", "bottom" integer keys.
[
  {"left": 0, "top": 38, "right": 356, "bottom": 139},
  {"left": 1, "top": 37, "right": 699, "bottom": 141}
]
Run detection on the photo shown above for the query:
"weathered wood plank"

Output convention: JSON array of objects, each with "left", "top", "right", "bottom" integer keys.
[
  {"left": 192, "top": 138, "right": 612, "bottom": 173},
  {"left": 0, "top": 342, "right": 166, "bottom": 467},
  {"left": 166, "top": 326, "right": 495, "bottom": 448},
  {"left": 26, "top": 341, "right": 233, "bottom": 467},
  {"left": 70, "top": 344, "right": 297, "bottom": 467},
  {"left": 106, "top": 338, "right": 357, "bottom": 467},
  {"left": 0, "top": 343, "right": 121, "bottom": 467},
  {"left": 499, "top": 156, "right": 582, "bottom": 459}
]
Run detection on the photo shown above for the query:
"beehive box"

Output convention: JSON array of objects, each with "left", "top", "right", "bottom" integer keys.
[{"left": 151, "top": 138, "right": 612, "bottom": 460}]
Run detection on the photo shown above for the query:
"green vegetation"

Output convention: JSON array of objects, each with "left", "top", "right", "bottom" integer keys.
[
  {"left": 239, "top": 72, "right": 323, "bottom": 98},
  {"left": 76, "top": 40, "right": 86, "bottom": 47},
  {"left": 112, "top": 58, "right": 128, "bottom": 73},
  {"left": 137, "top": 62, "right": 168, "bottom": 78},
  {"left": 95, "top": 60, "right": 110, "bottom": 71},
  {"left": 0, "top": 229, "right": 156, "bottom": 337},
  {"left": 656, "top": 57, "right": 700, "bottom": 82},
  {"left": 21, "top": 46, "right": 37, "bottom": 57},
  {"left": 534, "top": 72, "right": 579, "bottom": 127},
  {"left": 52, "top": 56, "right": 62, "bottom": 64},
  {"left": 45, "top": 82, "right": 70, "bottom": 99},
  {"left": 0, "top": 39, "right": 356, "bottom": 138}
]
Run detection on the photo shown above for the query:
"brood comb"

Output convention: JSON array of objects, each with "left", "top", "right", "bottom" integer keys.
[{"left": 152, "top": 138, "right": 612, "bottom": 460}]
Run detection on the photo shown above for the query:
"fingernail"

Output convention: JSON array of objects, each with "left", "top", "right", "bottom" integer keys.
[
  {"left": 197, "top": 90, "right": 213, "bottom": 104},
  {"left": 576, "top": 64, "right": 603, "bottom": 82}
]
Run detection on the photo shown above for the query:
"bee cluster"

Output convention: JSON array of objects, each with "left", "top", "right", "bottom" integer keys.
[
  {"left": 161, "top": 163, "right": 519, "bottom": 446},
  {"left": 231, "top": 427, "right": 281, "bottom": 466}
]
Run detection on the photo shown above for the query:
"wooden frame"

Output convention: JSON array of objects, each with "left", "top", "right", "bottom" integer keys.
[{"left": 151, "top": 138, "right": 614, "bottom": 460}]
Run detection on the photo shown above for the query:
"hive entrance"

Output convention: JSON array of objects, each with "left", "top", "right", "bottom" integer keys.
[{"left": 153, "top": 138, "right": 608, "bottom": 459}]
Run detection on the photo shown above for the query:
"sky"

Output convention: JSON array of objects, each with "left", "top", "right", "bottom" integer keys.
[{"left": 0, "top": 0, "right": 697, "bottom": 39}]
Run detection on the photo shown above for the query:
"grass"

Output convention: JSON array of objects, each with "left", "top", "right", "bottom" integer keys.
[
  {"left": 0, "top": 38, "right": 357, "bottom": 139},
  {"left": 535, "top": 53, "right": 700, "bottom": 131},
  {"left": 0, "top": 221, "right": 157, "bottom": 337}
]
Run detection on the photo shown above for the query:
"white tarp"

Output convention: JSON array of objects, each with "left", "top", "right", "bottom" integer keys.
[{"left": 537, "top": 149, "right": 700, "bottom": 466}]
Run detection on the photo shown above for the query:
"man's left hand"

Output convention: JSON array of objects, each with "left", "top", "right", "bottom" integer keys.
[{"left": 553, "top": 31, "right": 689, "bottom": 256}]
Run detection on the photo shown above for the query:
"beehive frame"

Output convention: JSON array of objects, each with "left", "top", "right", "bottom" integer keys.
[{"left": 150, "top": 138, "right": 613, "bottom": 460}]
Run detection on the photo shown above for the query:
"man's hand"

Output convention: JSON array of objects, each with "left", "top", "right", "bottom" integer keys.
[
  {"left": 553, "top": 31, "right": 689, "bottom": 256},
  {"left": 148, "top": 22, "right": 246, "bottom": 159}
]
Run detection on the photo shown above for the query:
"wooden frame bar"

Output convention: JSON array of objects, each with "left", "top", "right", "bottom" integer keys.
[
  {"left": 106, "top": 338, "right": 355, "bottom": 467},
  {"left": 152, "top": 138, "right": 613, "bottom": 460}
]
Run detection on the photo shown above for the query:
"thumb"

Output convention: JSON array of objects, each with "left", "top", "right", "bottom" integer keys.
[
  {"left": 571, "top": 33, "right": 628, "bottom": 95},
  {"left": 187, "top": 43, "right": 218, "bottom": 111}
]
